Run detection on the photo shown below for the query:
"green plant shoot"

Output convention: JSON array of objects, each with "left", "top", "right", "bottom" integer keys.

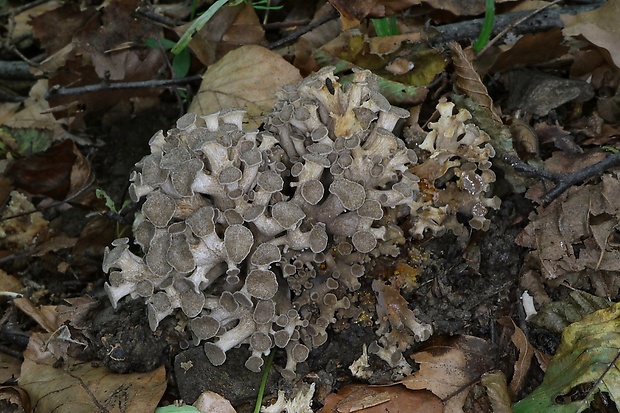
[{"left": 473, "top": 0, "right": 495, "bottom": 52}]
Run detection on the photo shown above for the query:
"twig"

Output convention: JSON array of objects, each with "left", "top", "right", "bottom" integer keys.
[
  {"left": 541, "top": 153, "right": 620, "bottom": 204},
  {"left": 0, "top": 60, "right": 34, "bottom": 80},
  {"left": 476, "top": 0, "right": 562, "bottom": 56},
  {"left": 0, "top": 0, "right": 52, "bottom": 17},
  {"left": 44, "top": 75, "right": 202, "bottom": 100},
  {"left": 497, "top": 150, "right": 620, "bottom": 205},
  {"left": 429, "top": 2, "right": 603, "bottom": 47},
  {"left": 268, "top": 7, "right": 340, "bottom": 50}
]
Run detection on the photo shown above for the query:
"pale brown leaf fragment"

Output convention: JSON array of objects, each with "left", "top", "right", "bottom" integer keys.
[
  {"left": 498, "top": 317, "right": 534, "bottom": 396},
  {"left": 188, "top": 45, "right": 302, "bottom": 129},
  {"left": 20, "top": 332, "right": 166, "bottom": 413},
  {"left": 561, "top": 0, "right": 620, "bottom": 69},
  {"left": 449, "top": 42, "right": 501, "bottom": 123},
  {"left": 318, "top": 384, "right": 443, "bottom": 413},
  {"left": 480, "top": 371, "right": 513, "bottom": 413}
]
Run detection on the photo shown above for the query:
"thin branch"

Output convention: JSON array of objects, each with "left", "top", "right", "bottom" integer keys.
[
  {"left": 541, "top": 153, "right": 620, "bottom": 204},
  {"left": 497, "top": 149, "right": 620, "bottom": 205},
  {"left": 430, "top": 2, "right": 603, "bottom": 47},
  {"left": 44, "top": 75, "right": 202, "bottom": 100}
]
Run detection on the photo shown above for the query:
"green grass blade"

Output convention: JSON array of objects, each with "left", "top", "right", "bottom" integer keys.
[
  {"left": 371, "top": 16, "right": 399, "bottom": 37},
  {"left": 171, "top": 0, "right": 230, "bottom": 55},
  {"left": 473, "top": 0, "right": 495, "bottom": 52}
]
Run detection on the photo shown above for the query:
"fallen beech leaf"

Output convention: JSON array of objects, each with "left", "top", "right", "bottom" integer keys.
[
  {"left": 402, "top": 335, "right": 494, "bottom": 411},
  {"left": 561, "top": 1, "right": 620, "bottom": 69},
  {"left": 449, "top": 42, "right": 501, "bottom": 123},
  {"left": 188, "top": 45, "right": 302, "bottom": 128},
  {"left": 0, "top": 191, "right": 49, "bottom": 250},
  {"left": 0, "top": 80, "right": 65, "bottom": 134},
  {"left": 513, "top": 301, "right": 620, "bottom": 412},
  {"left": 498, "top": 317, "right": 534, "bottom": 396},
  {"left": 20, "top": 332, "right": 166, "bottom": 413},
  {"left": 318, "top": 384, "right": 442, "bottom": 413}
]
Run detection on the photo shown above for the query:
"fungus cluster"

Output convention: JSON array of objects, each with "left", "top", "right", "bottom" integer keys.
[{"left": 103, "top": 67, "right": 499, "bottom": 378}]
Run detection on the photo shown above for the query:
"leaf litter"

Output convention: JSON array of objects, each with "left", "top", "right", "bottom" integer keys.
[{"left": 1, "top": 0, "right": 620, "bottom": 412}]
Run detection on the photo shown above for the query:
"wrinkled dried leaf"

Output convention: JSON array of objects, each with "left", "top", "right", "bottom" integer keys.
[
  {"left": 189, "top": 45, "right": 302, "bottom": 128},
  {"left": 561, "top": 0, "right": 620, "bottom": 69},
  {"left": 517, "top": 172, "right": 620, "bottom": 283},
  {"left": 449, "top": 42, "right": 501, "bottom": 123},
  {"left": 498, "top": 317, "right": 534, "bottom": 396},
  {"left": 402, "top": 335, "right": 494, "bottom": 411},
  {"left": 530, "top": 290, "right": 612, "bottom": 334},
  {"left": 179, "top": 2, "right": 265, "bottom": 66},
  {"left": 20, "top": 332, "right": 166, "bottom": 413},
  {"left": 513, "top": 301, "right": 620, "bottom": 413},
  {"left": 319, "top": 384, "right": 442, "bottom": 413}
]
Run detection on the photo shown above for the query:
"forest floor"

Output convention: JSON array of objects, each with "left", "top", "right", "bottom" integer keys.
[{"left": 1, "top": 1, "right": 620, "bottom": 412}]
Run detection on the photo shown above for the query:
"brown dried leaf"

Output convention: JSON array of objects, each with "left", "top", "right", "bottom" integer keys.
[
  {"left": 328, "top": 0, "right": 379, "bottom": 30},
  {"left": 0, "top": 268, "right": 24, "bottom": 294},
  {"left": 0, "top": 354, "right": 23, "bottom": 384},
  {"left": 402, "top": 335, "right": 494, "bottom": 411},
  {"left": 480, "top": 371, "right": 512, "bottom": 413},
  {"left": 318, "top": 384, "right": 443, "bottom": 413},
  {"left": 449, "top": 42, "right": 501, "bottom": 123},
  {"left": 189, "top": 45, "right": 302, "bottom": 129},
  {"left": 423, "top": 0, "right": 516, "bottom": 16},
  {"left": 0, "top": 385, "right": 30, "bottom": 413},
  {"left": 497, "top": 317, "right": 534, "bottom": 396},
  {"left": 20, "top": 332, "right": 166, "bottom": 413},
  {"left": 6, "top": 139, "right": 93, "bottom": 201},
  {"left": 13, "top": 298, "right": 59, "bottom": 333},
  {"left": 179, "top": 3, "right": 265, "bottom": 66},
  {"left": 561, "top": 0, "right": 620, "bottom": 69}
]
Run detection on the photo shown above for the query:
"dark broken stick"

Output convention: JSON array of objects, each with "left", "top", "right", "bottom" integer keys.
[{"left": 498, "top": 150, "right": 620, "bottom": 205}]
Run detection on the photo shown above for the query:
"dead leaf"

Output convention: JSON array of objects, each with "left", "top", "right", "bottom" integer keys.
[
  {"left": 20, "top": 332, "right": 166, "bottom": 413},
  {"left": 502, "top": 69, "right": 594, "bottom": 117},
  {"left": 0, "top": 385, "right": 30, "bottom": 413},
  {"left": 0, "top": 191, "right": 49, "bottom": 251},
  {"left": 0, "top": 353, "right": 23, "bottom": 384},
  {"left": 480, "top": 371, "right": 512, "bottom": 413},
  {"left": 319, "top": 384, "right": 443, "bottom": 413},
  {"left": 13, "top": 298, "right": 59, "bottom": 333},
  {"left": 449, "top": 42, "right": 501, "bottom": 123},
  {"left": 498, "top": 317, "right": 534, "bottom": 396},
  {"left": 561, "top": 0, "right": 620, "bottom": 69},
  {"left": 188, "top": 45, "right": 302, "bottom": 128},
  {"left": 402, "top": 335, "right": 494, "bottom": 411},
  {"left": 6, "top": 139, "right": 93, "bottom": 201},
  {"left": 0, "top": 268, "right": 24, "bottom": 294},
  {"left": 180, "top": 2, "right": 265, "bottom": 66}
]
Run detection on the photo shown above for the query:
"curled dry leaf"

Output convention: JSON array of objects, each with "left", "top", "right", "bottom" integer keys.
[
  {"left": 480, "top": 371, "right": 513, "bottom": 413},
  {"left": 449, "top": 41, "right": 501, "bottom": 124},
  {"left": 188, "top": 45, "right": 302, "bottom": 129},
  {"left": 498, "top": 317, "right": 534, "bottom": 396}
]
